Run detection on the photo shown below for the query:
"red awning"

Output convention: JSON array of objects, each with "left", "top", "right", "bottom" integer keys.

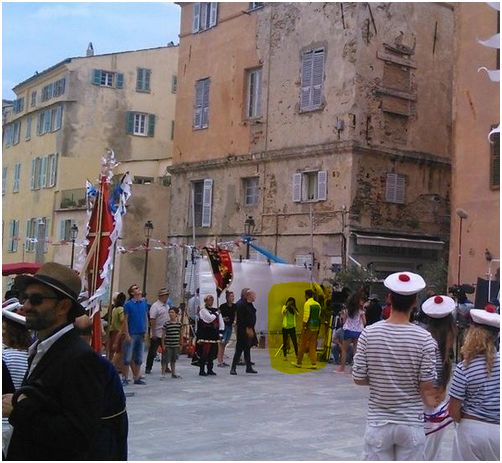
[{"left": 2, "top": 262, "right": 42, "bottom": 276}]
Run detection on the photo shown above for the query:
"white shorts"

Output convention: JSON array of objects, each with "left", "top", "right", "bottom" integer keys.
[
  {"left": 452, "top": 418, "right": 500, "bottom": 461},
  {"left": 362, "top": 422, "right": 425, "bottom": 461}
]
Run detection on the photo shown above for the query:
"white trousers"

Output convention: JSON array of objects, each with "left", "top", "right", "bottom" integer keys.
[
  {"left": 424, "top": 424, "right": 451, "bottom": 460},
  {"left": 452, "top": 419, "right": 500, "bottom": 461},
  {"left": 362, "top": 423, "right": 425, "bottom": 461}
]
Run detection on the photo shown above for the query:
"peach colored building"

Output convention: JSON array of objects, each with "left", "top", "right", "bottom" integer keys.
[
  {"left": 168, "top": 2, "right": 455, "bottom": 299},
  {"left": 449, "top": 3, "right": 500, "bottom": 304}
]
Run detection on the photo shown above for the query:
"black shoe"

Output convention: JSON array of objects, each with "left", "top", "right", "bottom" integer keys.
[
  {"left": 199, "top": 371, "right": 207, "bottom": 376},
  {"left": 207, "top": 371, "right": 217, "bottom": 376},
  {"left": 246, "top": 368, "right": 258, "bottom": 374},
  {"left": 250, "top": 362, "right": 255, "bottom": 366},
  {"left": 230, "top": 369, "right": 237, "bottom": 375},
  {"left": 145, "top": 369, "right": 151, "bottom": 374},
  {"left": 237, "top": 360, "right": 245, "bottom": 366}
]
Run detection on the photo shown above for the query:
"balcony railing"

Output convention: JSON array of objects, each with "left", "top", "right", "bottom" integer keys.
[{"left": 58, "top": 188, "right": 87, "bottom": 209}]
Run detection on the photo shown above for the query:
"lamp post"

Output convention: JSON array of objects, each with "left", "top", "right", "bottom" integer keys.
[
  {"left": 456, "top": 208, "right": 468, "bottom": 286},
  {"left": 244, "top": 216, "right": 255, "bottom": 260},
  {"left": 142, "top": 220, "right": 154, "bottom": 297},
  {"left": 70, "top": 223, "right": 78, "bottom": 269}
]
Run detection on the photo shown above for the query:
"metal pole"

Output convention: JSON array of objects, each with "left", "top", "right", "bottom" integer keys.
[
  {"left": 457, "top": 217, "right": 463, "bottom": 286},
  {"left": 70, "top": 239, "right": 76, "bottom": 269},
  {"left": 143, "top": 236, "right": 150, "bottom": 298},
  {"left": 246, "top": 238, "right": 250, "bottom": 259}
]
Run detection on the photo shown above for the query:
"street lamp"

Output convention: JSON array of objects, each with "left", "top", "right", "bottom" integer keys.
[
  {"left": 70, "top": 223, "right": 78, "bottom": 269},
  {"left": 456, "top": 208, "right": 468, "bottom": 286},
  {"left": 142, "top": 220, "right": 154, "bottom": 297},
  {"left": 244, "top": 216, "right": 255, "bottom": 260}
]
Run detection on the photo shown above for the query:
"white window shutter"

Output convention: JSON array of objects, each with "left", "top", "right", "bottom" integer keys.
[
  {"left": 59, "top": 220, "right": 66, "bottom": 240},
  {"left": 293, "top": 173, "right": 302, "bottom": 202},
  {"left": 13, "top": 220, "right": 19, "bottom": 252},
  {"left": 194, "top": 80, "right": 203, "bottom": 128},
  {"left": 43, "top": 218, "right": 49, "bottom": 253},
  {"left": 202, "top": 79, "right": 210, "bottom": 128},
  {"left": 209, "top": 3, "right": 218, "bottom": 27},
  {"left": 192, "top": 3, "right": 201, "bottom": 32},
  {"left": 202, "top": 178, "right": 213, "bottom": 227},
  {"left": 312, "top": 49, "right": 324, "bottom": 107},
  {"left": 317, "top": 170, "right": 327, "bottom": 201},
  {"left": 396, "top": 175, "right": 406, "bottom": 204},
  {"left": 300, "top": 52, "right": 313, "bottom": 109},
  {"left": 40, "top": 156, "right": 48, "bottom": 188},
  {"left": 31, "top": 159, "right": 36, "bottom": 190}
]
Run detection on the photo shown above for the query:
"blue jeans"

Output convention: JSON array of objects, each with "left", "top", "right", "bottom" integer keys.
[
  {"left": 122, "top": 333, "right": 145, "bottom": 366},
  {"left": 222, "top": 325, "right": 232, "bottom": 344}
]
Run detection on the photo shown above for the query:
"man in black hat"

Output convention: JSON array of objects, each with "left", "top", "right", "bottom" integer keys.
[{"left": 1, "top": 262, "right": 128, "bottom": 460}]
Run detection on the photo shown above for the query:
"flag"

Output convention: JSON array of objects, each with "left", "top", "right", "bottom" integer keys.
[{"left": 204, "top": 247, "right": 233, "bottom": 297}]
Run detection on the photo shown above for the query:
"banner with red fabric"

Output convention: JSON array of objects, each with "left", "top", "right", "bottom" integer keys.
[
  {"left": 204, "top": 247, "right": 233, "bottom": 297},
  {"left": 86, "top": 175, "right": 114, "bottom": 352}
]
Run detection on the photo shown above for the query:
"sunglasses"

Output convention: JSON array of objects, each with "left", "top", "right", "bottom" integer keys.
[{"left": 21, "top": 293, "right": 60, "bottom": 306}]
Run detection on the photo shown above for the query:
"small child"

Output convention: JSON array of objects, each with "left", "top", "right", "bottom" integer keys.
[{"left": 161, "top": 307, "right": 182, "bottom": 379}]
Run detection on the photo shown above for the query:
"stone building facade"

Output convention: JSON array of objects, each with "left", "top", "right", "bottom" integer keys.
[
  {"left": 168, "top": 2, "right": 454, "bottom": 297},
  {"left": 448, "top": 3, "right": 500, "bottom": 300},
  {"left": 2, "top": 45, "right": 178, "bottom": 298}
]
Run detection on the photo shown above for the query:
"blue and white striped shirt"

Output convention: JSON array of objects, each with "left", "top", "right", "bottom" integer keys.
[{"left": 449, "top": 353, "right": 500, "bottom": 423}]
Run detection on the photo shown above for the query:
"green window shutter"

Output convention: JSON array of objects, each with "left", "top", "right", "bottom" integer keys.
[
  {"left": 145, "top": 70, "right": 151, "bottom": 91},
  {"left": 148, "top": 114, "right": 156, "bottom": 137},
  {"left": 126, "top": 112, "right": 134, "bottom": 134},
  {"left": 136, "top": 69, "right": 143, "bottom": 90},
  {"left": 92, "top": 69, "right": 101, "bottom": 85},
  {"left": 116, "top": 73, "right": 124, "bottom": 89}
]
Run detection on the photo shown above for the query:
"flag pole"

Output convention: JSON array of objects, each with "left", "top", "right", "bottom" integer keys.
[{"left": 105, "top": 239, "right": 118, "bottom": 359}]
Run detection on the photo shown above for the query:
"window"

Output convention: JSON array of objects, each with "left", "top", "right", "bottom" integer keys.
[
  {"left": 8, "top": 220, "right": 19, "bottom": 252},
  {"left": 300, "top": 48, "right": 325, "bottom": 111},
  {"left": 192, "top": 2, "right": 218, "bottom": 33},
  {"left": 249, "top": 2, "right": 264, "bottom": 10},
  {"left": 171, "top": 75, "right": 178, "bottom": 94},
  {"left": 132, "top": 176, "right": 154, "bottom": 185},
  {"left": 136, "top": 68, "right": 151, "bottom": 92},
  {"left": 126, "top": 112, "right": 156, "bottom": 137},
  {"left": 52, "top": 78, "right": 66, "bottom": 97},
  {"left": 292, "top": 171, "right": 327, "bottom": 202},
  {"left": 13, "top": 98, "right": 24, "bottom": 113},
  {"left": 193, "top": 78, "right": 210, "bottom": 129},
  {"left": 26, "top": 218, "right": 36, "bottom": 252},
  {"left": 247, "top": 68, "right": 262, "bottom": 119},
  {"left": 37, "top": 106, "right": 63, "bottom": 135},
  {"left": 26, "top": 218, "right": 49, "bottom": 255},
  {"left": 13, "top": 163, "right": 21, "bottom": 193},
  {"left": 59, "top": 219, "right": 76, "bottom": 241},
  {"left": 92, "top": 69, "right": 124, "bottom": 89},
  {"left": 171, "top": 120, "right": 175, "bottom": 140},
  {"left": 2, "top": 167, "right": 7, "bottom": 195},
  {"left": 243, "top": 177, "right": 259, "bottom": 206},
  {"left": 191, "top": 179, "right": 213, "bottom": 227},
  {"left": 385, "top": 172, "right": 406, "bottom": 204},
  {"left": 41, "top": 83, "right": 54, "bottom": 102},
  {"left": 490, "top": 126, "right": 500, "bottom": 189},
  {"left": 31, "top": 91, "right": 37, "bottom": 107},
  {"left": 5, "top": 121, "right": 21, "bottom": 147},
  {"left": 31, "top": 154, "right": 57, "bottom": 190},
  {"left": 25, "top": 115, "right": 32, "bottom": 140}
]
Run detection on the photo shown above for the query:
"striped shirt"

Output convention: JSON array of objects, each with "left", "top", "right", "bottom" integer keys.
[
  {"left": 2, "top": 347, "right": 28, "bottom": 389},
  {"left": 163, "top": 321, "right": 181, "bottom": 348},
  {"left": 449, "top": 354, "right": 500, "bottom": 423},
  {"left": 352, "top": 320, "right": 436, "bottom": 424}
]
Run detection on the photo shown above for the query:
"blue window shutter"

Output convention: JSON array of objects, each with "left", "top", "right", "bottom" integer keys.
[
  {"left": 30, "top": 159, "right": 36, "bottom": 190},
  {"left": 202, "top": 179, "right": 213, "bottom": 227},
  {"left": 136, "top": 69, "right": 143, "bottom": 90},
  {"left": 209, "top": 3, "right": 218, "bottom": 27},
  {"left": 126, "top": 112, "right": 134, "bottom": 134},
  {"left": 145, "top": 70, "right": 151, "bottom": 91},
  {"left": 116, "top": 73, "right": 124, "bottom": 89},
  {"left": 148, "top": 114, "right": 155, "bottom": 137},
  {"left": 92, "top": 69, "right": 101, "bottom": 85},
  {"left": 301, "top": 51, "right": 313, "bottom": 110},
  {"left": 317, "top": 170, "right": 327, "bottom": 201},
  {"left": 194, "top": 81, "right": 203, "bottom": 128},
  {"left": 202, "top": 79, "right": 210, "bottom": 128},
  {"left": 192, "top": 3, "right": 201, "bottom": 32}
]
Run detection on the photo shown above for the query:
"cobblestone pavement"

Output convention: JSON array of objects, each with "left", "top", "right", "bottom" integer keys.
[{"left": 125, "top": 348, "right": 454, "bottom": 461}]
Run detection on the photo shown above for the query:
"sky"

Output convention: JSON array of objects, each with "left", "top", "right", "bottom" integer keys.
[{"left": 2, "top": 2, "right": 181, "bottom": 99}]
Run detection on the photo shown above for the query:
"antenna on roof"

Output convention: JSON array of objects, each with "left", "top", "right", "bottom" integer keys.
[{"left": 86, "top": 42, "right": 94, "bottom": 57}]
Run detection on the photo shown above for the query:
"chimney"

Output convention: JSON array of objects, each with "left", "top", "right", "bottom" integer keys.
[{"left": 86, "top": 42, "right": 94, "bottom": 57}]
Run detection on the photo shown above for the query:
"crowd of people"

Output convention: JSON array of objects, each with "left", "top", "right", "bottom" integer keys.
[{"left": 1, "top": 262, "right": 499, "bottom": 461}]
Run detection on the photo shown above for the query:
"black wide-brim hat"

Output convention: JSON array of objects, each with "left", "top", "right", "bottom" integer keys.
[{"left": 14, "top": 262, "right": 86, "bottom": 317}]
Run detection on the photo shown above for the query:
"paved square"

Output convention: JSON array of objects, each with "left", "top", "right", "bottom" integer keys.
[{"left": 126, "top": 348, "right": 454, "bottom": 460}]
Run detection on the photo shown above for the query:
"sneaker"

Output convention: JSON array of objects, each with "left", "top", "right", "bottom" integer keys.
[
  {"left": 133, "top": 379, "right": 146, "bottom": 385},
  {"left": 230, "top": 369, "right": 237, "bottom": 375},
  {"left": 171, "top": 374, "right": 182, "bottom": 379},
  {"left": 246, "top": 368, "right": 258, "bottom": 374},
  {"left": 121, "top": 378, "right": 130, "bottom": 386},
  {"left": 145, "top": 370, "right": 151, "bottom": 374}
]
